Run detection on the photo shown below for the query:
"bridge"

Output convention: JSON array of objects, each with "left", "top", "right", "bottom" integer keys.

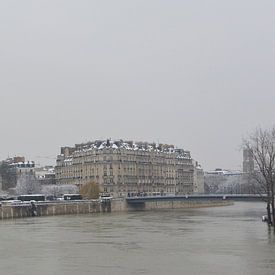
[{"left": 126, "top": 194, "right": 266, "bottom": 205}]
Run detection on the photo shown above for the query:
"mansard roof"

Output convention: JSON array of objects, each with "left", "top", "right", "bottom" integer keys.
[{"left": 64, "top": 139, "right": 191, "bottom": 159}]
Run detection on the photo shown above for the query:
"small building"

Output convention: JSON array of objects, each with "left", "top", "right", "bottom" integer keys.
[
  {"left": 193, "top": 161, "right": 204, "bottom": 194},
  {"left": 35, "top": 166, "right": 56, "bottom": 185},
  {"left": 0, "top": 156, "right": 36, "bottom": 191},
  {"left": 243, "top": 149, "right": 254, "bottom": 174},
  {"left": 204, "top": 168, "right": 251, "bottom": 194}
]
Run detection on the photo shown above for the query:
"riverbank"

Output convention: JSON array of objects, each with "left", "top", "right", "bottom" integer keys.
[{"left": 0, "top": 198, "right": 233, "bottom": 220}]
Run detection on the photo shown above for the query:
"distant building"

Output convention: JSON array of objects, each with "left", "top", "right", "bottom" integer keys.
[
  {"left": 0, "top": 156, "right": 35, "bottom": 191},
  {"left": 55, "top": 139, "right": 198, "bottom": 198},
  {"left": 204, "top": 168, "right": 255, "bottom": 194},
  {"left": 243, "top": 149, "right": 254, "bottom": 174},
  {"left": 35, "top": 166, "right": 56, "bottom": 185},
  {"left": 9, "top": 161, "right": 35, "bottom": 176},
  {"left": 206, "top": 168, "right": 242, "bottom": 176},
  {"left": 193, "top": 161, "right": 204, "bottom": 194}
]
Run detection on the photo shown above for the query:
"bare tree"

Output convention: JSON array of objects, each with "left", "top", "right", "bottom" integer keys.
[
  {"left": 80, "top": 181, "right": 101, "bottom": 199},
  {"left": 243, "top": 127, "right": 275, "bottom": 227}
]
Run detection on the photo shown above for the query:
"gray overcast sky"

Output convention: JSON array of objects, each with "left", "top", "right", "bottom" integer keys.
[{"left": 0, "top": 0, "right": 274, "bottom": 171}]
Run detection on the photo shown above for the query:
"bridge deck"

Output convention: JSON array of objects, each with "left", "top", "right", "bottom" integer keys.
[{"left": 126, "top": 194, "right": 266, "bottom": 203}]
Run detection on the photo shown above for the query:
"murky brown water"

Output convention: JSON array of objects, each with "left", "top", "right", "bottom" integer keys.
[{"left": 0, "top": 202, "right": 274, "bottom": 275}]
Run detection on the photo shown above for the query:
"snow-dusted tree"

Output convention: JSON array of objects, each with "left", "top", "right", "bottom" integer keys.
[
  {"left": 15, "top": 174, "right": 42, "bottom": 195},
  {"left": 243, "top": 127, "right": 275, "bottom": 226},
  {"left": 41, "top": 184, "right": 78, "bottom": 197}
]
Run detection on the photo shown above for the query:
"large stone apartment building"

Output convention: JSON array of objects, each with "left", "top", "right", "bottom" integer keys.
[{"left": 55, "top": 139, "right": 199, "bottom": 197}]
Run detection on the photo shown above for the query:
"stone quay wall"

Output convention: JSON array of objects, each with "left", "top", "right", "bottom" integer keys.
[
  {"left": 128, "top": 199, "right": 233, "bottom": 211},
  {"left": 0, "top": 199, "right": 232, "bottom": 220}
]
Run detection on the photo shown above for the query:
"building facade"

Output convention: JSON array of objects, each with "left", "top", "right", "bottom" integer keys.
[
  {"left": 193, "top": 161, "right": 204, "bottom": 194},
  {"left": 35, "top": 166, "right": 56, "bottom": 185},
  {"left": 0, "top": 156, "right": 36, "bottom": 191},
  {"left": 55, "top": 139, "right": 196, "bottom": 197},
  {"left": 243, "top": 149, "right": 254, "bottom": 174},
  {"left": 203, "top": 168, "right": 255, "bottom": 194}
]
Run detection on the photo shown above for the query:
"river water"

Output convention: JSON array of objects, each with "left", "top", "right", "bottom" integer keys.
[{"left": 0, "top": 202, "right": 275, "bottom": 275}]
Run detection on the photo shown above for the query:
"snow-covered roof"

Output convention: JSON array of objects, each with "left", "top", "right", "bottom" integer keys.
[
  {"left": 9, "top": 161, "right": 35, "bottom": 167},
  {"left": 61, "top": 139, "right": 191, "bottom": 160},
  {"left": 206, "top": 169, "right": 242, "bottom": 176}
]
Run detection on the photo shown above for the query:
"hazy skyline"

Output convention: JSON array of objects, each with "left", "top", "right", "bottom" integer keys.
[{"left": 1, "top": 1, "right": 274, "bottom": 171}]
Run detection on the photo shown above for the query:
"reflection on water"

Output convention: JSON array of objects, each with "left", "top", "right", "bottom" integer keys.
[{"left": 0, "top": 202, "right": 274, "bottom": 275}]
